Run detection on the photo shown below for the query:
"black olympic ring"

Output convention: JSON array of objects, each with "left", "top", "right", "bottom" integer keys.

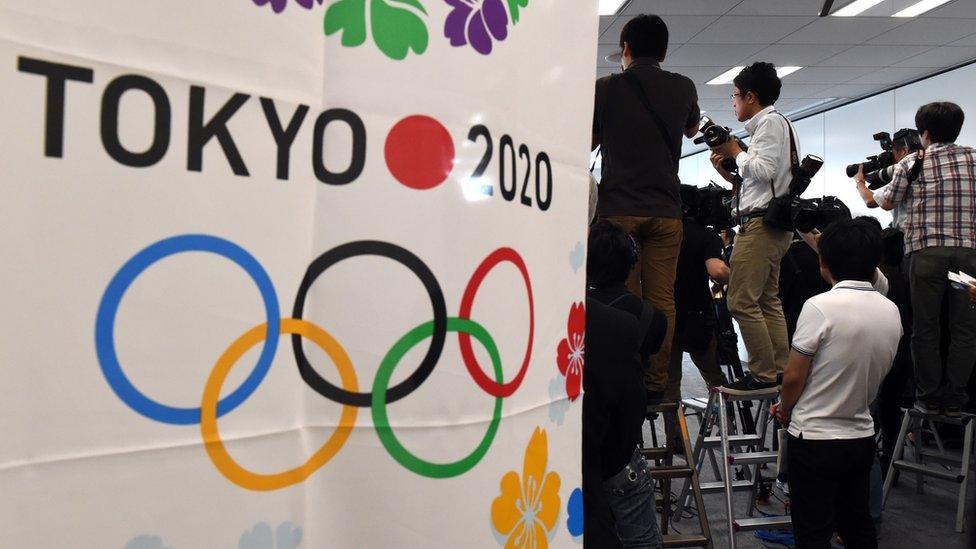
[{"left": 291, "top": 241, "right": 447, "bottom": 407}]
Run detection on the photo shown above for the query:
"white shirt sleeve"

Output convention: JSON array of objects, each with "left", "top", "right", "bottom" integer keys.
[
  {"left": 872, "top": 185, "right": 887, "bottom": 206},
  {"left": 872, "top": 268, "right": 889, "bottom": 296},
  {"left": 791, "top": 301, "right": 827, "bottom": 357},
  {"left": 736, "top": 116, "right": 783, "bottom": 184}
]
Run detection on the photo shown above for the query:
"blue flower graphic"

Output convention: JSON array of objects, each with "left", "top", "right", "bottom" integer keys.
[
  {"left": 567, "top": 487, "right": 584, "bottom": 537},
  {"left": 125, "top": 535, "right": 170, "bottom": 549},
  {"left": 569, "top": 241, "right": 584, "bottom": 273},
  {"left": 240, "top": 522, "right": 303, "bottom": 549}
]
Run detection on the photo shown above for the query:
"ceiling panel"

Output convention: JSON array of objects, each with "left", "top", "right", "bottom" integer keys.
[
  {"left": 664, "top": 44, "right": 767, "bottom": 66},
  {"left": 846, "top": 66, "right": 935, "bottom": 84},
  {"left": 748, "top": 43, "right": 850, "bottom": 66},
  {"left": 926, "top": 0, "right": 976, "bottom": 18},
  {"left": 866, "top": 18, "right": 976, "bottom": 45},
  {"left": 599, "top": 14, "right": 718, "bottom": 44},
  {"left": 781, "top": 66, "right": 880, "bottom": 84},
  {"left": 729, "top": 0, "right": 827, "bottom": 16},
  {"left": 894, "top": 46, "right": 976, "bottom": 67},
  {"left": 952, "top": 33, "right": 976, "bottom": 46},
  {"left": 594, "top": 2, "right": 976, "bottom": 131},
  {"left": 816, "top": 45, "right": 932, "bottom": 67},
  {"left": 621, "top": 0, "right": 742, "bottom": 16},
  {"left": 817, "top": 83, "right": 887, "bottom": 98},
  {"left": 691, "top": 16, "right": 814, "bottom": 45},
  {"left": 779, "top": 17, "right": 907, "bottom": 45}
]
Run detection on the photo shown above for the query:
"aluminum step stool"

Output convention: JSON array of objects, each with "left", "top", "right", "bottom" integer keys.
[
  {"left": 673, "top": 390, "right": 764, "bottom": 525},
  {"left": 882, "top": 408, "right": 974, "bottom": 533},
  {"left": 715, "top": 386, "right": 792, "bottom": 549},
  {"left": 642, "top": 401, "right": 714, "bottom": 548}
]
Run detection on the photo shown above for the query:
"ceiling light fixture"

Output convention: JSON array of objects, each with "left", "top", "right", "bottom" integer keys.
[
  {"left": 777, "top": 66, "right": 804, "bottom": 78},
  {"left": 598, "top": 0, "right": 627, "bottom": 15},
  {"left": 832, "top": 0, "right": 884, "bottom": 16},
  {"left": 893, "top": 0, "right": 953, "bottom": 17},
  {"left": 706, "top": 67, "right": 744, "bottom": 85}
]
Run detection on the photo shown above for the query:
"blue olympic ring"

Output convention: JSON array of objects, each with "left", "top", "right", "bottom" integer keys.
[{"left": 94, "top": 234, "right": 280, "bottom": 425}]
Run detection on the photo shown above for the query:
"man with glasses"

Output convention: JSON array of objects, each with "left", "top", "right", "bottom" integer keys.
[{"left": 709, "top": 62, "right": 797, "bottom": 393}]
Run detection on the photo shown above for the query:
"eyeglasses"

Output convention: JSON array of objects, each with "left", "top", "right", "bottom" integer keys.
[{"left": 731, "top": 92, "right": 742, "bottom": 99}]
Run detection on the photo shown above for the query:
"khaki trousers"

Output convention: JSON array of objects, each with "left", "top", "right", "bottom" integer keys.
[
  {"left": 605, "top": 216, "right": 683, "bottom": 392},
  {"left": 727, "top": 218, "right": 792, "bottom": 383}
]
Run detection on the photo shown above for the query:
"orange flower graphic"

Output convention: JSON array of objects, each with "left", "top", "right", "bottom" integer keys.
[{"left": 491, "top": 428, "right": 562, "bottom": 548}]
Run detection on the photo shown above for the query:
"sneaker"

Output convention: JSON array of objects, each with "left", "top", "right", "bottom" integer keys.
[
  {"left": 944, "top": 405, "right": 962, "bottom": 418},
  {"left": 720, "top": 375, "right": 778, "bottom": 395},
  {"left": 775, "top": 479, "right": 790, "bottom": 496},
  {"left": 914, "top": 400, "right": 940, "bottom": 415},
  {"left": 645, "top": 389, "right": 664, "bottom": 406}
]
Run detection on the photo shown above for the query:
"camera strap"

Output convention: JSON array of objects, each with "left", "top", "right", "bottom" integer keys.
[
  {"left": 622, "top": 71, "right": 679, "bottom": 168},
  {"left": 774, "top": 112, "right": 800, "bottom": 199},
  {"left": 907, "top": 149, "right": 926, "bottom": 183}
]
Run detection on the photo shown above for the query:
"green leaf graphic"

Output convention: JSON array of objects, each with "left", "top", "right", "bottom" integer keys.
[
  {"left": 371, "top": 0, "right": 428, "bottom": 60},
  {"left": 324, "top": 0, "right": 428, "bottom": 60},
  {"left": 324, "top": 0, "right": 367, "bottom": 47},
  {"left": 507, "top": 0, "right": 528, "bottom": 24}
]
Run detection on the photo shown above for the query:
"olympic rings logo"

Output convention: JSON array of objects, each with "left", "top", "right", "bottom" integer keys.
[{"left": 95, "top": 234, "right": 534, "bottom": 490}]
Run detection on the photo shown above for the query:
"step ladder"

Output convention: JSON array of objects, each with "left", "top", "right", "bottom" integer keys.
[
  {"left": 642, "top": 401, "right": 714, "bottom": 548},
  {"left": 674, "top": 387, "right": 791, "bottom": 549},
  {"left": 882, "top": 408, "right": 974, "bottom": 533}
]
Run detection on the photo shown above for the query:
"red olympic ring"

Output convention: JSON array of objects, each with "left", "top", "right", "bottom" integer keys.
[{"left": 458, "top": 247, "right": 534, "bottom": 398}]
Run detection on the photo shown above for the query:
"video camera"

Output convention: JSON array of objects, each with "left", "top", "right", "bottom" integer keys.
[
  {"left": 845, "top": 129, "right": 923, "bottom": 189},
  {"left": 694, "top": 116, "right": 746, "bottom": 172},
  {"left": 696, "top": 183, "right": 736, "bottom": 230}
]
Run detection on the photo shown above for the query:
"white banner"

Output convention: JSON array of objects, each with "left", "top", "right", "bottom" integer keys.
[{"left": 0, "top": 1, "right": 596, "bottom": 547}]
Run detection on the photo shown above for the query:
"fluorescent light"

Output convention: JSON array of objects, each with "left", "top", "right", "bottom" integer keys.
[
  {"left": 599, "top": 0, "right": 627, "bottom": 15},
  {"left": 893, "top": 0, "right": 953, "bottom": 17},
  {"left": 833, "top": 0, "right": 884, "bottom": 16},
  {"left": 777, "top": 66, "right": 803, "bottom": 78},
  {"left": 706, "top": 67, "right": 744, "bottom": 85}
]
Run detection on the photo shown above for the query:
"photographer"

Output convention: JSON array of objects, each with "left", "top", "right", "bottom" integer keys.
[
  {"left": 664, "top": 185, "right": 730, "bottom": 406},
  {"left": 708, "top": 62, "right": 797, "bottom": 393},
  {"left": 876, "top": 102, "right": 976, "bottom": 417},
  {"left": 592, "top": 14, "right": 701, "bottom": 403},
  {"left": 852, "top": 131, "right": 919, "bottom": 229}
]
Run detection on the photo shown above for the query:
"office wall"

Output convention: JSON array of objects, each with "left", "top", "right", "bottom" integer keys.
[{"left": 680, "top": 61, "right": 976, "bottom": 227}]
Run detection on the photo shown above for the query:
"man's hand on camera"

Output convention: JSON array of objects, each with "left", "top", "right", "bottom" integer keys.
[
  {"left": 853, "top": 164, "right": 867, "bottom": 187},
  {"left": 968, "top": 283, "right": 976, "bottom": 304},
  {"left": 710, "top": 152, "right": 735, "bottom": 183},
  {"left": 712, "top": 138, "right": 743, "bottom": 160}
]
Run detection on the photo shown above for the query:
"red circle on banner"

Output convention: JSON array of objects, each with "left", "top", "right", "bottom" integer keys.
[
  {"left": 384, "top": 115, "right": 455, "bottom": 190},
  {"left": 458, "top": 248, "right": 534, "bottom": 398}
]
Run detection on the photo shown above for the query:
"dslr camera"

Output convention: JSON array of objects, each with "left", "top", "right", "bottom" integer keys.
[
  {"left": 762, "top": 154, "right": 828, "bottom": 232},
  {"left": 694, "top": 116, "right": 747, "bottom": 173},
  {"left": 845, "top": 129, "right": 922, "bottom": 189}
]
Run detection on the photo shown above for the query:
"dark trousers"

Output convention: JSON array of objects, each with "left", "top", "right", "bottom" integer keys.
[
  {"left": 907, "top": 246, "right": 976, "bottom": 406},
  {"left": 787, "top": 434, "right": 877, "bottom": 549}
]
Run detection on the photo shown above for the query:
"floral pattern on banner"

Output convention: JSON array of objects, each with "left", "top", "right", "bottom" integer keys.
[
  {"left": 252, "top": 0, "right": 323, "bottom": 12},
  {"left": 491, "top": 427, "right": 561, "bottom": 548},
  {"left": 566, "top": 487, "right": 583, "bottom": 538},
  {"left": 444, "top": 0, "right": 508, "bottom": 55},
  {"left": 556, "top": 302, "right": 585, "bottom": 401}
]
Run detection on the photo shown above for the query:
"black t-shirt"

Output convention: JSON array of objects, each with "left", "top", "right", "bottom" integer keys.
[
  {"left": 593, "top": 58, "right": 700, "bottom": 219},
  {"left": 588, "top": 284, "right": 664, "bottom": 363},
  {"left": 675, "top": 220, "right": 723, "bottom": 319}
]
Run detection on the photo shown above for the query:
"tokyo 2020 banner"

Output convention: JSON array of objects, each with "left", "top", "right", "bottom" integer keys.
[{"left": 0, "top": 1, "right": 595, "bottom": 547}]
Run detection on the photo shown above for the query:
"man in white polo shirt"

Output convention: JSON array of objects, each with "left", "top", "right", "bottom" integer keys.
[{"left": 771, "top": 218, "right": 902, "bottom": 549}]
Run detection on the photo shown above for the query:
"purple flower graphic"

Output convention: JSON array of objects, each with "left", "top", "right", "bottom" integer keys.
[
  {"left": 444, "top": 0, "right": 509, "bottom": 55},
  {"left": 252, "top": 0, "right": 323, "bottom": 14}
]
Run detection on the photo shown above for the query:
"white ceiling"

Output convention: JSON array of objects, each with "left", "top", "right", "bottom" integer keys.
[{"left": 597, "top": 0, "right": 976, "bottom": 155}]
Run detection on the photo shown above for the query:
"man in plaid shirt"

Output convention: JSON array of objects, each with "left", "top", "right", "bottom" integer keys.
[{"left": 875, "top": 101, "right": 976, "bottom": 417}]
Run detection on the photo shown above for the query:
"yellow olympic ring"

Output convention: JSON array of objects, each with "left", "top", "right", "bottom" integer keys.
[{"left": 200, "top": 318, "right": 358, "bottom": 491}]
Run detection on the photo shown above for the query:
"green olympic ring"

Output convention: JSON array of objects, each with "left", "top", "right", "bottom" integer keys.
[{"left": 372, "top": 317, "right": 503, "bottom": 478}]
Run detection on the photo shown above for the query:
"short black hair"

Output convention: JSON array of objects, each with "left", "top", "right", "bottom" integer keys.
[
  {"left": 680, "top": 184, "right": 701, "bottom": 216},
  {"left": 819, "top": 218, "right": 882, "bottom": 283},
  {"left": 915, "top": 102, "right": 965, "bottom": 143},
  {"left": 619, "top": 15, "right": 668, "bottom": 62},
  {"left": 587, "top": 220, "right": 635, "bottom": 288},
  {"left": 733, "top": 62, "right": 781, "bottom": 106}
]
